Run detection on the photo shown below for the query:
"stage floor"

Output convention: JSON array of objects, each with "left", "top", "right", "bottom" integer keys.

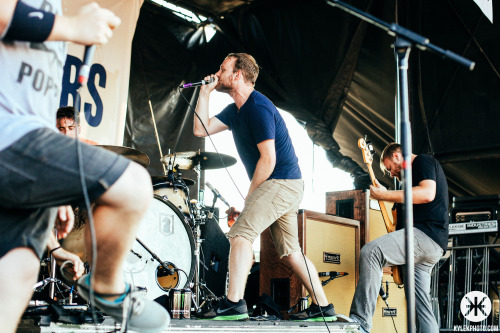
[{"left": 18, "top": 317, "right": 362, "bottom": 333}]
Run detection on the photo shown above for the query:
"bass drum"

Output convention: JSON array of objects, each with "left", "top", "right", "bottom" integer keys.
[{"left": 124, "top": 195, "right": 195, "bottom": 300}]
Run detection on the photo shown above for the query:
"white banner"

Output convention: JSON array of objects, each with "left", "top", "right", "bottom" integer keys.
[{"left": 60, "top": 0, "right": 144, "bottom": 145}]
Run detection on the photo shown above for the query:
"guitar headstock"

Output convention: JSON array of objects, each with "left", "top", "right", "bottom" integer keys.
[{"left": 358, "top": 137, "right": 374, "bottom": 167}]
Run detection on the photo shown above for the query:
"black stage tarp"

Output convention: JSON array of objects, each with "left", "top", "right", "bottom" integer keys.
[{"left": 125, "top": 0, "right": 500, "bottom": 198}]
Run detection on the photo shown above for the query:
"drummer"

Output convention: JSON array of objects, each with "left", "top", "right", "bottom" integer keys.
[{"left": 56, "top": 106, "right": 98, "bottom": 145}]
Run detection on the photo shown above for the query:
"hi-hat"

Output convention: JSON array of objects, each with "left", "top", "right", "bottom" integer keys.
[
  {"left": 98, "top": 145, "right": 150, "bottom": 168},
  {"left": 161, "top": 151, "right": 237, "bottom": 170}
]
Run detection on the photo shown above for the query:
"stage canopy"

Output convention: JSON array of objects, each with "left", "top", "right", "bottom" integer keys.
[{"left": 125, "top": 0, "right": 500, "bottom": 198}]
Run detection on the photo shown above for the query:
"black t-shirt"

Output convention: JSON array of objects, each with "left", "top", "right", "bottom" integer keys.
[{"left": 395, "top": 155, "right": 449, "bottom": 252}]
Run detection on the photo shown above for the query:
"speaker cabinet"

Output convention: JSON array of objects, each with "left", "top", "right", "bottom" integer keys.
[
  {"left": 326, "top": 190, "right": 407, "bottom": 333},
  {"left": 260, "top": 210, "right": 360, "bottom": 319}
]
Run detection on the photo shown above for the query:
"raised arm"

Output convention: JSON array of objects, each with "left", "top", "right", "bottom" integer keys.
[
  {"left": 193, "top": 75, "right": 228, "bottom": 137},
  {"left": 1, "top": 1, "right": 120, "bottom": 45}
]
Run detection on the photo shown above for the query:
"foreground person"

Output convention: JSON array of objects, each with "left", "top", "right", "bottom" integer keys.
[{"left": 0, "top": 1, "right": 169, "bottom": 332}]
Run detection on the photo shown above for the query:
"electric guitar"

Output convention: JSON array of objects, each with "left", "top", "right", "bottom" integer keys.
[{"left": 358, "top": 137, "right": 403, "bottom": 286}]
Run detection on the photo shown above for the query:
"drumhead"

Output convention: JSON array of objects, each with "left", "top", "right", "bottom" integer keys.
[{"left": 123, "top": 195, "right": 195, "bottom": 300}]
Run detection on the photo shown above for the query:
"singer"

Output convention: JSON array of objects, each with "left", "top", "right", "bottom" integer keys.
[
  {"left": 0, "top": 1, "right": 168, "bottom": 332},
  {"left": 193, "top": 53, "right": 335, "bottom": 321}
]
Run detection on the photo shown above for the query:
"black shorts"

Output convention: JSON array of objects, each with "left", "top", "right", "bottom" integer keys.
[{"left": 0, "top": 128, "right": 130, "bottom": 259}]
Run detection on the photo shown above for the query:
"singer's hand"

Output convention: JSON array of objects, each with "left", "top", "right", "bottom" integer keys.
[
  {"left": 49, "top": 2, "right": 121, "bottom": 45},
  {"left": 200, "top": 74, "right": 218, "bottom": 94}
]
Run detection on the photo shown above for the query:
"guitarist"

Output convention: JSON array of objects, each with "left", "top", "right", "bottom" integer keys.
[{"left": 349, "top": 143, "right": 449, "bottom": 333}]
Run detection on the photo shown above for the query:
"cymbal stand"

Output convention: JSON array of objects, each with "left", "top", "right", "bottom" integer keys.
[
  {"left": 191, "top": 197, "right": 206, "bottom": 308},
  {"left": 33, "top": 229, "right": 73, "bottom": 300}
]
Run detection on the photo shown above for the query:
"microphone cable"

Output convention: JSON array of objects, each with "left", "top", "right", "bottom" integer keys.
[
  {"left": 300, "top": 250, "right": 331, "bottom": 333},
  {"left": 178, "top": 87, "right": 245, "bottom": 201},
  {"left": 73, "top": 82, "right": 99, "bottom": 325},
  {"left": 380, "top": 281, "right": 399, "bottom": 333}
]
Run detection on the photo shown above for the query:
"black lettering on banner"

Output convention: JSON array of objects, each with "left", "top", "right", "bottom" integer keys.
[
  {"left": 17, "top": 62, "right": 33, "bottom": 83},
  {"left": 85, "top": 63, "right": 106, "bottom": 127},
  {"left": 60, "top": 55, "right": 81, "bottom": 110},
  {"left": 60, "top": 55, "right": 106, "bottom": 127}
]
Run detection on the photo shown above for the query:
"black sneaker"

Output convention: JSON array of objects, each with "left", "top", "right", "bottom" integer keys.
[
  {"left": 196, "top": 297, "right": 249, "bottom": 321},
  {"left": 290, "top": 303, "right": 337, "bottom": 322}
]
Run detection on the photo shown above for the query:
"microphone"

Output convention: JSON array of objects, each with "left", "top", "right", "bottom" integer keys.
[
  {"left": 206, "top": 182, "right": 230, "bottom": 207},
  {"left": 179, "top": 77, "right": 215, "bottom": 88},
  {"left": 318, "top": 271, "right": 347, "bottom": 277},
  {"left": 78, "top": 45, "right": 96, "bottom": 85},
  {"left": 380, "top": 281, "right": 389, "bottom": 300}
]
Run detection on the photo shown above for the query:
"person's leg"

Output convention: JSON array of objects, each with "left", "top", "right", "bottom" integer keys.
[
  {"left": 0, "top": 129, "right": 166, "bottom": 330},
  {"left": 224, "top": 180, "right": 285, "bottom": 302},
  {"left": 226, "top": 236, "right": 254, "bottom": 302},
  {"left": 0, "top": 248, "right": 40, "bottom": 333},
  {"left": 413, "top": 267, "right": 439, "bottom": 333},
  {"left": 412, "top": 229, "right": 442, "bottom": 333},
  {"left": 85, "top": 161, "right": 152, "bottom": 295},
  {"left": 284, "top": 251, "right": 328, "bottom": 306},
  {"left": 350, "top": 229, "right": 407, "bottom": 332}
]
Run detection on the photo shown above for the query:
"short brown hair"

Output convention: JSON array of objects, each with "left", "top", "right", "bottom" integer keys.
[
  {"left": 380, "top": 142, "right": 401, "bottom": 173},
  {"left": 57, "top": 106, "right": 79, "bottom": 123},
  {"left": 227, "top": 53, "right": 259, "bottom": 86}
]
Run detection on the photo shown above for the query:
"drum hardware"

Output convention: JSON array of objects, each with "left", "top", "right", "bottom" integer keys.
[
  {"left": 33, "top": 230, "right": 74, "bottom": 301},
  {"left": 190, "top": 199, "right": 206, "bottom": 308},
  {"left": 134, "top": 238, "right": 178, "bottom": 276},
  {"left": 98, "top": 145, "right": 150, "bottom": 168},
  {"left": 124, "top": 196, "right": 196, "bottom": 301},
  {"left": 160, "top": 151, "right": 237, "bottom": 171}
]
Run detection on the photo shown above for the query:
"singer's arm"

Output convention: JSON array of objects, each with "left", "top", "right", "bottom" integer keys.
[
  {"left": 193, "top": 88, "right": 228, "bottom": 137},
  {"left": 247, "top": 139, "right": 276, "bottom": 198},
  {"left": 0, "top": 1, "right": 120, "bottom": 45}
]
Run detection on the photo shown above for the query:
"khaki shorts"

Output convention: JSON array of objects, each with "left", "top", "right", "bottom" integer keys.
[{"left": 227, "top": 178, "right": 304, "bottom": 258}]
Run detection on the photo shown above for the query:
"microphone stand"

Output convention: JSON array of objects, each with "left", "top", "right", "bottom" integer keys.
[
  {"left": 325, "top": 1, "right": 475, "bottom": 332},
  {"left": 287, "top": 273, "right": 347, "bottom": 314}
]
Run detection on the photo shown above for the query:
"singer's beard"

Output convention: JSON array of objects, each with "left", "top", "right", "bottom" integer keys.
[{"left": 215, "top": 83, "right": 231, "bottom": 93}]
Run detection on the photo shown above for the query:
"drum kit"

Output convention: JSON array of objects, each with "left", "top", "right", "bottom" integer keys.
[{"left": 35, "top": 145, "right": 237, "bottom": 311}]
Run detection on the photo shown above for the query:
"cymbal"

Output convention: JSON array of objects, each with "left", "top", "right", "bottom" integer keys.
[
  {"left": 161, "top": 151, "right": 237, "bottom": 170},
  {"left": 98, "top": 145, "right": 150, "bottom": 168},
  {"left": 151, "top": 175, "right": 195, "bottom": 186}
]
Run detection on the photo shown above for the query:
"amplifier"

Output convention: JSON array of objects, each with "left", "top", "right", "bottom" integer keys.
[
  {"left": 451, "top": 195, "right": 500, "bottom": 245},
  {"left": 455, "top": 211, "right": 492, "bottom": 222},
  {"left": 449, "top": 220, "right": 498, "bottom": 235}
]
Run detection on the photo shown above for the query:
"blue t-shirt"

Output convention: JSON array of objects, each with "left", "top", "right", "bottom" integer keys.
[{"left": 215, "top": 90, "right": 301, "bottom": 180}]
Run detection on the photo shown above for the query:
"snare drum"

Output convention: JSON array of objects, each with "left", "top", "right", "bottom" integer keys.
[
  {"left": 152, "top": 176, "right": 191, "bottom": 215},
  {"left": 124, "top": 195, "right": 195, "bottom": 300}
]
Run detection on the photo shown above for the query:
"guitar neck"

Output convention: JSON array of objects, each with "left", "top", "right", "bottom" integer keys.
[{"left": 367, "top": 163, "right": 396, "bottom": 233}]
